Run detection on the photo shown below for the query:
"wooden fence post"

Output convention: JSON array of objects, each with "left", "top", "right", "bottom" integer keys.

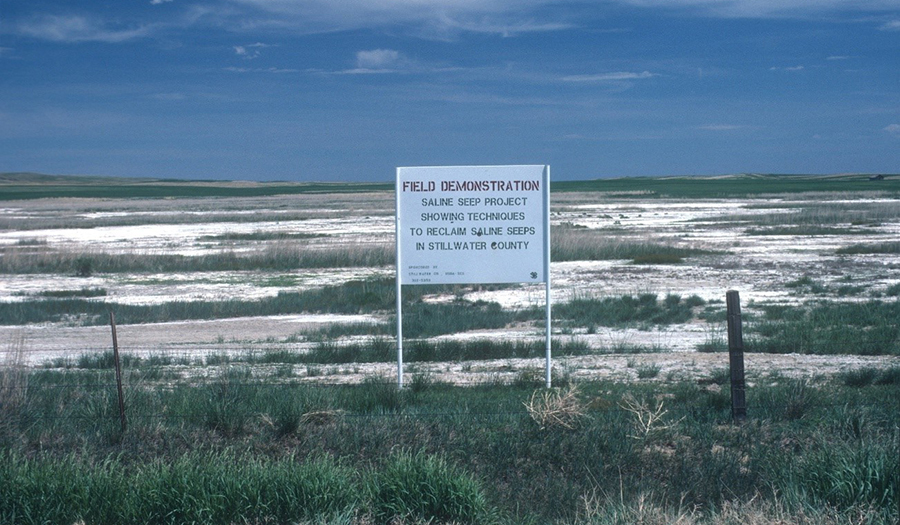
[
  {"left": 110, "top": 312, "right": 127, "bottom": 432},
  {"left": 726, "top": 291, "right": 747, "bottom": 423}
]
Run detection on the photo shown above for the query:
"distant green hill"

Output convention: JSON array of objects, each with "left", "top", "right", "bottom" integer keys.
[
  {"left": 1, "top": 172, "right": 897, "bottom": 201},
  {"left": 0, "top": 172, "right": 157, "bottom": 184},
  {"left": 0, "top": 173, "right": 392, "bottom": 200},
  {"left": 552, "top": 173, "right": 899, "bottom": 198}
]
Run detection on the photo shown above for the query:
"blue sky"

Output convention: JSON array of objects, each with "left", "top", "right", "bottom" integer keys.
[{"left": 1, "top": 1, "right": 898, "bottom": 182}]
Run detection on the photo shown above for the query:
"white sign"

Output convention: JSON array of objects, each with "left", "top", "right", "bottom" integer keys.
[{"left": 396, "top": 165, "right": 549, "bottom": 285}]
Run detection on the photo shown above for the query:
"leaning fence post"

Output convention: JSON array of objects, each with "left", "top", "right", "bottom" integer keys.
[
  {"left": 726, "top": 291, "right": 747, "bottom": 423},
  {"left": 110, "top": 311, "right": 127, "bottom": 432}
]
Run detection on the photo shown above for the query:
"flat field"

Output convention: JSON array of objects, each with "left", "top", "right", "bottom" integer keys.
[{"left": 1, "top": 174, "right": 898, "bottom": 382}]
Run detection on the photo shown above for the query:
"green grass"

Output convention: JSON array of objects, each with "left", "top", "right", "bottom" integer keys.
[
  {"left": 785, "top": 275, "right": 828, "bottom": 294},
  {"left": 840, "top": 366, "right": 900, "bottom": 387},
  {"left": 15, "top": 287, "right": 108, "bottom": 298},
  {"left": 748, "top": 299, "right": 900, "bottom": 355},
  {"left": 0, "top": 451, "right": 361, "bottom": 525},
  {"left": 836, "top": 241, "right": 900, "bottom": 255},
  {"left": 0, "top": 278, "right": 399, "bottom": 327},
  {"left": 0, "top": 449, "right": 494, "bottom": 525},
  {"left": 369, "top": 450, "right": 493, "bottom": 524},
  {"left": 0, "top": 280, "right": 707, "bottom": 341},
  {"left": 784, "top": 276, "right": 870, "bottom": 297},
  {"left": 0, "top": 244, "right": 393, "bottom": 275},
  {"left": 554, "top": 293, "right": 704, "bottom": 331},
  {"left": 60, "top": 340, "right": 594, "bottom": 371},
  {"left": 636, "top": 364, "right": 662, "bottom": 379},
  {"left": 698, "top": 199, "right": 900, "bottom": 228},
  {"left": 1, "top": 369, "right": 897, "bottom": 524}
]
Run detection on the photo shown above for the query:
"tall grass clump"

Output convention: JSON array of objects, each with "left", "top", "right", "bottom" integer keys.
[
  {"left": 836, "top": 241, "right": 900, "bottom": 255},
  {"left": 785, "top": 275, "right": 828, "bottom": 294},
  {"left": 306, "top": 338, "right": 395, "bottom": 364},
  {"left": 0, "top": 242, "right": 393, "bottom": 275},
  {"left": 20, "top": 287, "right": 108, "bottom": 298},
  {"left": 368, "top": 450, "right": 493, "bottom": 525},
  {"left": 555, "top": 293, "right": 704, "bottom": 330},
  {"left": 840, "top": 366, "right": 900, "bottom": 387},
  {"left": 343, "top": 375, "right": 405, "bottom": 414},
  {"left": 750, "top": 300, "right": 900, "bottom": 355},
  {"left": 780, "top": 441, "right": 898, "bottom": 511},
  {"left": 0, "top": 452, "right": 360, "bottom": 525},
  {"left": 133, "top": 452, "right": 359, "bottom": 524},
  {"left": 0, "top": 278, "right": 399, "bottom": 326},
  {"left": 0, "top": 335, "right": 29, "bottom": 442},
  {"left": 401, "top": 299, "right": 518, "bottom": 338}
]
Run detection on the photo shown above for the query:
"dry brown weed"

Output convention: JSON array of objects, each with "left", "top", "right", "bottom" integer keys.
[{"left": 524, "top": 384, "right": 587, "bottom": 430}]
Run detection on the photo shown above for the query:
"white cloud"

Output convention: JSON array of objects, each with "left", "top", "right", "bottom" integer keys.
[
  {"left": 615, "top": 0, "right": 900, "bottom": 18},
  {"left": 324, "top": 49, "right": 415, "bottom": 74},
  {"left": 226, "top": 0, "right": 900, "bottom": 32},
  {"left": 225, "top": 0, "right": 579, "bottom": 37},
  {"left": 18, "top": 15, "right": 152, "bottom": 43},
  {"left": 562, "top": 71, "right": 656, "bottom": 82},
  {"left": 150, "top": 0, "right": 174, "bottom": 4},
  {"left": 880, "top": 19, "right": 900, "bottom": 30},
  {"left": 234, "top": 42, "right": 271, "bottom": 59},
  {"left": 356, "top": 49, "right": 401, "bottom": 70},
  {"left": 885, "top": 124, "right": 900, "bottom": 136},
  {"left": 770, "top": 65, "right": 804, "bottom": 71},
  {"left": 433, "top": 15, "right": 573, "bottom": 37}
]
